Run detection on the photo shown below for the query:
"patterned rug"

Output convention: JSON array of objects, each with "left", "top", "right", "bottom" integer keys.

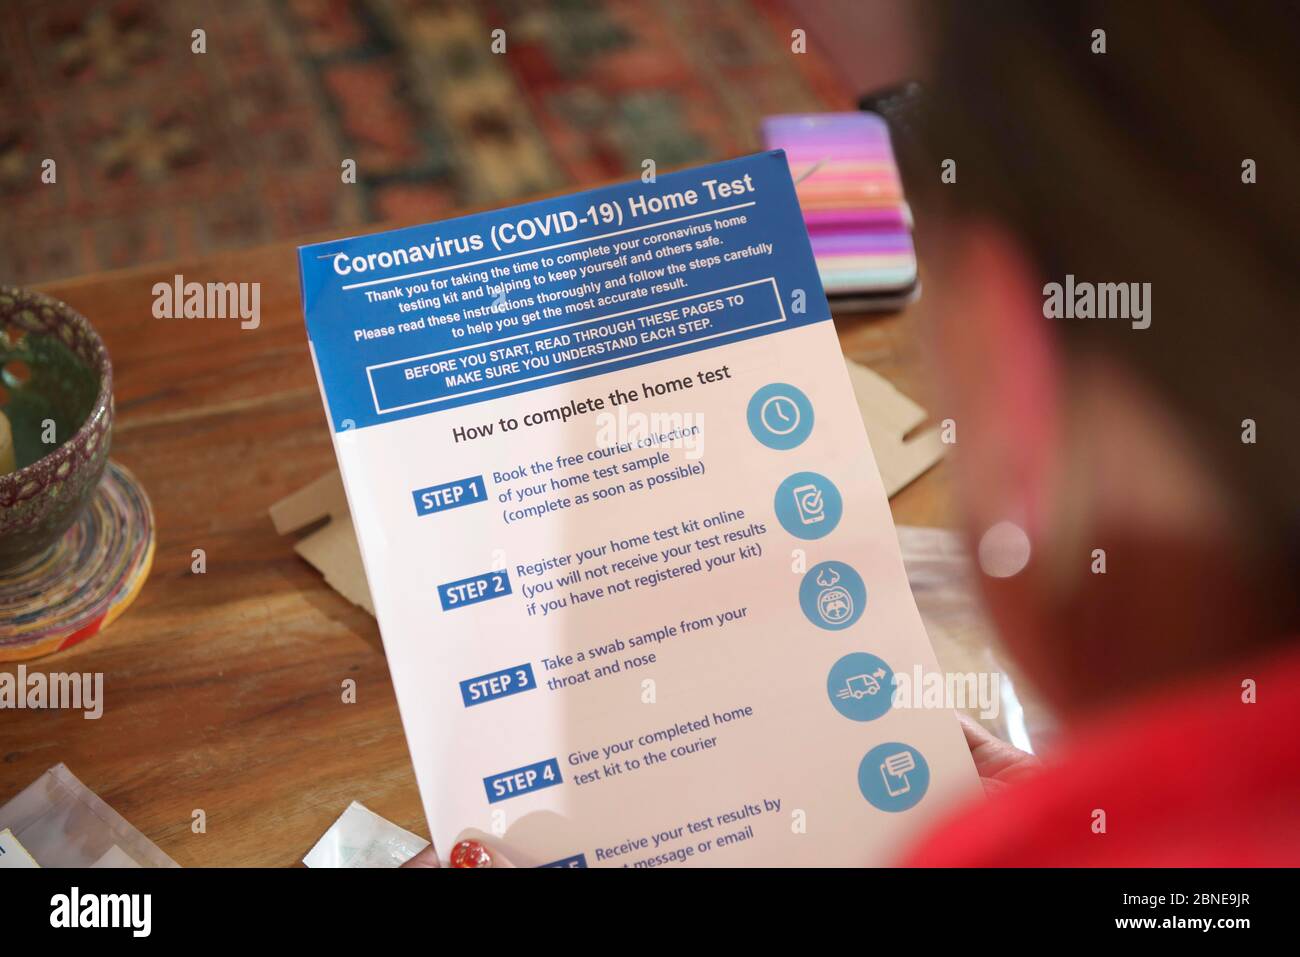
[{"left": 2, "top": 0, "right": 851, "bottom": 284}]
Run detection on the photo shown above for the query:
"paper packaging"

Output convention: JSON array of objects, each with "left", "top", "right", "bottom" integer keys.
[
  {"left": 0, "top": 764, "right": 177, "bottom": 868},
  {"left": 298, "top": 151, "right": 978, "bottom": 866},
  {"left": 303, "top": 801, "right": 430, "bottom": 868}
]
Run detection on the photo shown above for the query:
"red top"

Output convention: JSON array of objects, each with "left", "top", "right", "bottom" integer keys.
[{"left": 903, "top": 643, "right": 1300, "bottom": 866}]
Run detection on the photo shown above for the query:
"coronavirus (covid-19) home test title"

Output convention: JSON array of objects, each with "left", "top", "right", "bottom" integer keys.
[
  {"left": 327, "top": 172, "right": 759, "bottom": 281},
  {"left": 299, "top": 151, "right": 977, "bottom": 867}
]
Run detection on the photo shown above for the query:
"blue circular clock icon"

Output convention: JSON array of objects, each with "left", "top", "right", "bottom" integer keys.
[{"left": 747, "top": 383, "right": 814, "bottom": 450}]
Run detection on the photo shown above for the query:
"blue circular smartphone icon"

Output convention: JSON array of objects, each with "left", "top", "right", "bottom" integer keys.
[
  {"left": 858, "top": 743, "right": 929, "bottom": 812},
  {"left": 774, "top": 471, "right": 842, "bottom": 539},
  {"left": 747, "top": 383, "right": 814, "bottom": 450}
]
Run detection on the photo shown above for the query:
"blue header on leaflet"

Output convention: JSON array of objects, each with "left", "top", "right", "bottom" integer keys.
[{"left": 299, "top": 151, "right": 831, "bottom": 432}]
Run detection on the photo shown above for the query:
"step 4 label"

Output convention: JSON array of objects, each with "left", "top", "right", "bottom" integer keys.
[{"left": 484, "top": 758, "right": 563, "bottom": 804}]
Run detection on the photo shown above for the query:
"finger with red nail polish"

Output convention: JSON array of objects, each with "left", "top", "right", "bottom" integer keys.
[{"left": 449, "top": 839, "right": 493, "bottom": 868}]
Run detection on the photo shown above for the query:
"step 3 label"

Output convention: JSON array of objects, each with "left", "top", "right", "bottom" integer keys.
[{"left": 460, "top": 663, "right": 537, "bottom": 707}]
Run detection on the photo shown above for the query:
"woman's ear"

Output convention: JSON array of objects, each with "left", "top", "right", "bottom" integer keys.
[
  {"left": 927, "top": 224, "right": 1073, "bottom": 703},
  {"left": 930, "top": 222, "right": 1063, "bottom": 546}
]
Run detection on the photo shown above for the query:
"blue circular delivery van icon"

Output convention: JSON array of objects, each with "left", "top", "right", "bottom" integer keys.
[{"left": 826, "top": 652, "right": 894, "bottom": 721}]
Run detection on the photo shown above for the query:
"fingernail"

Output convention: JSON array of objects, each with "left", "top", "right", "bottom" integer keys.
[{"left": 449, "top": 839, "right": 492, "bottom": 868}]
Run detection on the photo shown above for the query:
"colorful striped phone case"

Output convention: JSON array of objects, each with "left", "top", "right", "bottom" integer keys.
[{"left": 762, "top": 112, "right": 918, "bottom": 308}]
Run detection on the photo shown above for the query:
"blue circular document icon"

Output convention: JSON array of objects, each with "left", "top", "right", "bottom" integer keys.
[
  {"left": 826, "top": 652, "right": 894, "bottom": 722},
  {"left": 747, "top": 383, "right": 814, "bottom": 450},
  {"left": 858, "top": 742, "right": 930, "bottom": 812},
  {"left": 774, "top": 471, "right": 842, "bottom": 539},
  {"left": 798, "top": 561, "right": 866, "bottom": 631}
]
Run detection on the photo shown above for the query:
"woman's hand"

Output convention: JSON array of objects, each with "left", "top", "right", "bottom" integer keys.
[{"left": 958, "top": 713, "right": 1041, "bottom": 796}]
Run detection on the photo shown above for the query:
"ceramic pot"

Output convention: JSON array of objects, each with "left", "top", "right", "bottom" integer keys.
[{"left": 0, "top": 287, "right": 113, "bottom": 572}]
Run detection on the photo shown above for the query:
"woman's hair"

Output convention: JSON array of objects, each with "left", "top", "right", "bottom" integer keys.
[{"left": 912, "top": 0, "right": 1298, "bottom": 588}]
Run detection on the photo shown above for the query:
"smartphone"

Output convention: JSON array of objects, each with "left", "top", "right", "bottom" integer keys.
[
  {"left": 793, "top": 483, "right": 825, "bottom": 525},
  {"left": 881, "top": 763, "right": 912, "bottom": 797},
  {"left": 761, "top": 112, "right": 919, "bottom": 311}
]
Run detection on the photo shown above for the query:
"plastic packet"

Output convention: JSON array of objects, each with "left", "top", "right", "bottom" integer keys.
[
  {"left": 899, "top": 525, "right": 1055, "bottom": 753},
  {"left": 0, "top": 763, "right": 177, "bottom": 867},
  {"left": 303, "top": 801, "right": 429, "bottom": 868}
]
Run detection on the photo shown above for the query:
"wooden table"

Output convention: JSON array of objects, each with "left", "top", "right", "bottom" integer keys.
[{"left": 0, "top": 234, "right": 952, "bottom": 866}]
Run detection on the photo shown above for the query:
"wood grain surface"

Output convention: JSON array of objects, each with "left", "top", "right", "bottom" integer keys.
[{"left": 0, "top": 230, "right": 953, "bottom": 866}]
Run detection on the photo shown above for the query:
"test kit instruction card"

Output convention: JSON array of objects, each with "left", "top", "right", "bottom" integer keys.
[{"left": 299, "top": 151, "right": 978, "bottom": 867}]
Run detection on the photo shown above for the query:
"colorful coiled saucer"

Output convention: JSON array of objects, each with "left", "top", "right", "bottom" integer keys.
[{"left": 0, "top": 461, "right": 154, "bottom": 661}]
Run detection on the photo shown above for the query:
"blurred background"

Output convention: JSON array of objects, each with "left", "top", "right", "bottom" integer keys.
[{"left": 2, "top": 0, "right": 915, "bottom": 284}]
